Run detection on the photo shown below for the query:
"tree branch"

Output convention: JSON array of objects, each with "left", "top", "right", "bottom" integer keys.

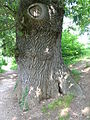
[
  {"left": 3, "top": 4, "right": 16, "bottom": 14},
  {"left": 0, "top": 2, "right": 16, "bottom": 14}
]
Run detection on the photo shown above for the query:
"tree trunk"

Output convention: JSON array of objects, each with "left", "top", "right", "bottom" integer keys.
[{"left": 15, "top": 0, "right": 82, "bottom": 110}]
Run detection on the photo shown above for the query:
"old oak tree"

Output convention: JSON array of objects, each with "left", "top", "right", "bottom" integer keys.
[{"left": 4, "top": 0, "right": 83, "bottom": 110}]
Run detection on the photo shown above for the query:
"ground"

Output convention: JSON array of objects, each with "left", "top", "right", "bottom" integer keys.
[{"left": 0, "top": 59, "right": 90, "bottom": 120}]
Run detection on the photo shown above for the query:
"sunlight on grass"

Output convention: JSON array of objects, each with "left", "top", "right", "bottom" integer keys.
[{"left": 42, "top": 94, "right": 74, "bottom": 113}]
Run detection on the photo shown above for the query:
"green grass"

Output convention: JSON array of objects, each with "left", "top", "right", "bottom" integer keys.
[
  {"left": 71, "top": 69, "right": 81, "bottom": 83},
  {"left": 42, "top": 94, "right": 74, "bottom": 113}
]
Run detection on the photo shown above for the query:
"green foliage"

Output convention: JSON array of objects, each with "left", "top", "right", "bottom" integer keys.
[
  {"left": 10, "top": 57, "right": 17, "bottom": 70},
  {"left": 0, "top": 56, "right": 7, "bottom": 73},
  {"left": 61, "top": 30, "right": 85, "bottom": 65},
  {"left": 65, "top": 0, "right": 90, "bottom": 33},
  {"left": 1, "top": 30, "right": 16, "bottom": 57},
  {"left": 0, "top": 0, "right": 89, "bottom": 58},
  {"left": 0, "top": 0, "right": 20, "bottom": 57},
  {"left": 0, "top": 69, "right": 6, "bottom": 73}
]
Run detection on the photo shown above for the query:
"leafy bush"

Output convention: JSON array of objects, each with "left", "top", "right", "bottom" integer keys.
[
  {"left": 61, "top": 30, "right": 85, "bottom": 64},
  {"left": 0, "top": 57, "right": 7, "bottom": 73},
  {"left": 10, "top": 57, "right": 17, "bottom": 70}
]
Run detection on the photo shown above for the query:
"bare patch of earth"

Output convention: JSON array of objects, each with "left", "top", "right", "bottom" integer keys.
[
  {"left": 69, "top": 59, "right": 90, "bottom": 120},
  {"left": 0, "top": 59, "right": 90, "bottom": 120}
]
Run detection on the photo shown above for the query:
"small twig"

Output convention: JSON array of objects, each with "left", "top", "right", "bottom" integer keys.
[
  {"left": 0, "top": 2, "right": 16, "bottom": 14},
  {"left": 3, "top": 4, "right": 16, "bottom": 14}
]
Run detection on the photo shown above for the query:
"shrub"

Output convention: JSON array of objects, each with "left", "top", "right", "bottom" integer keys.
[{"left": 61, "top": 30, "right": 85, "bottom": 64}]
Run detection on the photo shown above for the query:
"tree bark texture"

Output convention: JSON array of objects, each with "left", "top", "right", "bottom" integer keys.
[{"left": 15, "top": 0, "right": 82, "bottom": 110}]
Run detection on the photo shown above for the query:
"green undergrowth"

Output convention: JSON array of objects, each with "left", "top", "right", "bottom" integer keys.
[
  {"left": 42, "top": 94, "right": 74, "bottom": 113},
  {"left": 71, "top": 69, "right": 81, "bottom": 83},
  {"left": 63, "top": 48, "right": 90, "bottom": 66},
  {"left": 10, "top": 59, "right": 17, "bottom": 70},
  {"left": 19, "top": 86, "right": 29, "bottom": 111}
]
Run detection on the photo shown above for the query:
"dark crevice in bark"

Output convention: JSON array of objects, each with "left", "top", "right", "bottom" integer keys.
[{"left": 58, "top": 83, "right": 63, "bottom": 95}]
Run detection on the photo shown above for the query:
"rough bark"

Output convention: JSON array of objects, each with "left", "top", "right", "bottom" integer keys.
[{"left": 15, "top": 0, "right": 82, "bottom": 110}]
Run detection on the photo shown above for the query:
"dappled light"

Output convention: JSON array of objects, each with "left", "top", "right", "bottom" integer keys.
[
  {"left": 60, "top": 108, "right": 70, "bottom": 117},
  {"left": 69, "top": 83, "right": 74, "bottom": 89},
  {"left": 29, "top": 86, "right": 34, "bottom": 95},
  {"left": 36, "top": 87, "right": 42, "bottom": 98},
  {"left": 12, "top": 116, "right": 17, "bottom": 120},
  {"left": 82, "top": 107, "right": 90, "bottom": 116},
  {"left": 81, "top": 67, "right": 90, "bottom": 73}
]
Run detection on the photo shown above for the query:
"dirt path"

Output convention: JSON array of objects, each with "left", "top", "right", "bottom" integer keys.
[
  {"left": 0, "top": 71, "right": 25, "bottom": 120},
  {"left": 0, "top": 59, "right": 90, "bottom": 120},
  {"left": 69, "top": 59, "right": 90, "bottom": 120}
]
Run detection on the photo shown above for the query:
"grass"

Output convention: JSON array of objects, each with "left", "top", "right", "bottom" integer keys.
[
  {"left": 42, "top": 94, "right": 74, "bottom": 120},
  {"left": 71, "top": 69, "right": 81, "bottom": 83},
  {"left": 42, "top": 94, "right": 74, "bottom": 113}
]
